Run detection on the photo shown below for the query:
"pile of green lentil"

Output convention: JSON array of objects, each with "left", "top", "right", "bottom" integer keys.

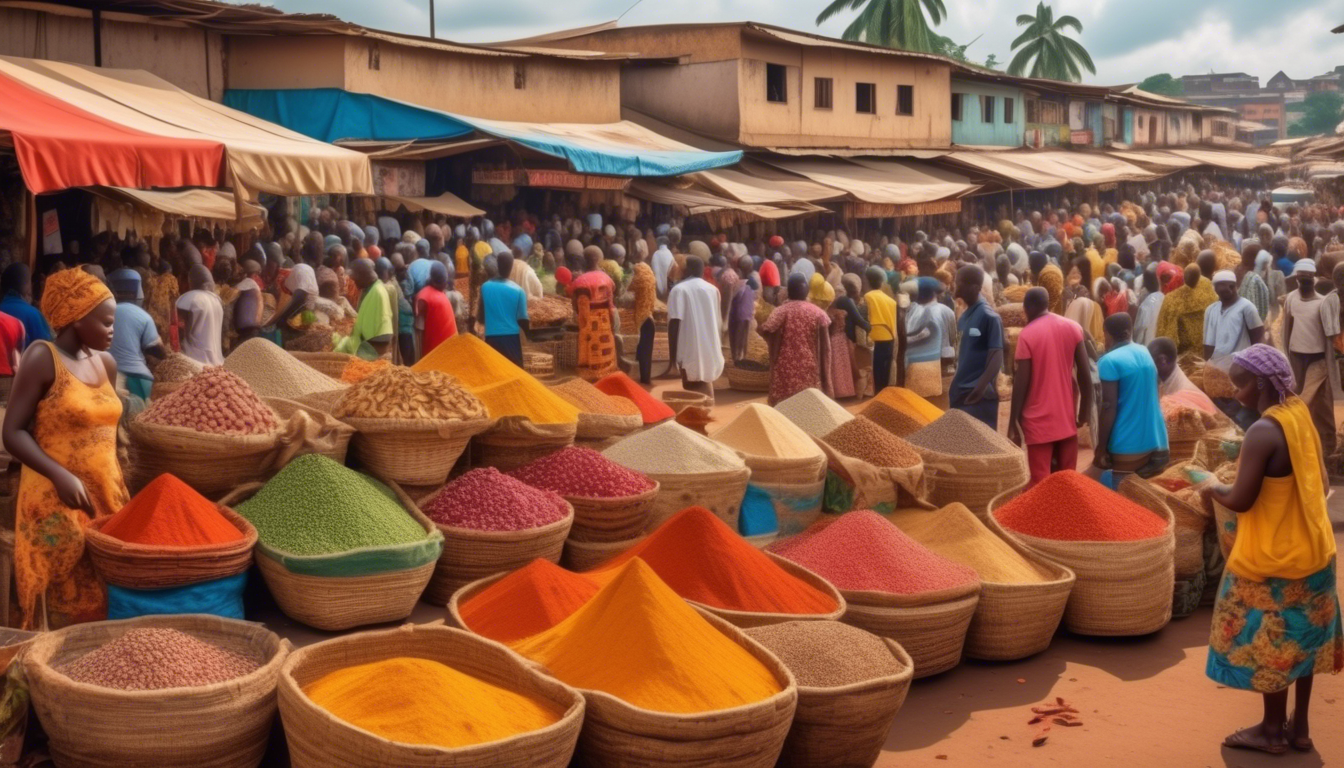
[
  {"left": 237, "top": 454, "right": 427, "bottom": 555},
  {"left": 744, "top": 621, "right": 905, "bottom": 688}
]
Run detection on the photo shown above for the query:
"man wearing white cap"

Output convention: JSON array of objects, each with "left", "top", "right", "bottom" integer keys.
[
  {"left": 1283, "top": 259, "right": 1340, "bottom": 455},
  {"left": 1203, "top": 270, "right": 1264, "bottom": 427}
]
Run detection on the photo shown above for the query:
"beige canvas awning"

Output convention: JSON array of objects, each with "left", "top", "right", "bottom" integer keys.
[
  {"left": 695, "top": 160, "right": 846, "bottom": 205},
  {"left": 1023, "top": 152, "right": 1160, "bottom": 184},
  {"left": 760, "top": 157, "right": 979, "bottom": 205},
  {"left": 941, "top": 151, "right": 1070, "bottom": 189},
  {"left": 0, "top": 55, "right": 373, "bottom": 210},
  {"left": 89, "top": 187, "right": 266, "bottom": 237},
  {"left": 628, "top": 179, "right": 827, "bottom": 223},
  {"left": 1160, "top": 149, "right": 1289, "bottom": 171},
  {"left": 383, "top": 193, "right": 485, "bottom": 218},
  {"left": 1107, "top": 150, "right": 1204, "bottom": 169}
]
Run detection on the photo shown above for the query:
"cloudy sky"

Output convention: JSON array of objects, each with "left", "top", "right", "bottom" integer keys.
[{"left": 248, "top": 0, "right": 1344, "bottom": 86}]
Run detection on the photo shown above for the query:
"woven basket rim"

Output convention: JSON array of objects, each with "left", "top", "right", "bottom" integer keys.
[
  {"left": 129, "top": 416, "right": 281, "bottom": 445},
  {"left": 560, "top": 482, "right": 660, "bottom": 506},
  {"left": 428, "top": 501, "right": 575, "bottom": 541},
  {"left": 792, "top": 636, "right": 914, "bottom": 695},
  {"left": 85, "top": 503, "right": 257, "bottom": 555},
  {"left": 24, "top": 614, "right": 289, "bottom": 699},
  {"left": 693, "top": 552, "right": 846, "bottom": 623},
  {"left": 337, "top": 415, "right": 495, "bottom": 434},
  {"left": 641, "top": 465, "right": 751, "bottom": 482},
  {"left": 839, "top": 582, "right": 982, "bottom": 608}
]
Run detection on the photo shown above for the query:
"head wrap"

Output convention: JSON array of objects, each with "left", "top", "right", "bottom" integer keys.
[
  {"left": 367, "top": 245, "right": 382, "bottom": 259},
  {"left": 1157, "top": 261, "right": 1184, "bottom": 294},
  {"left": 564, "top": 239, "right": 584, "bottom": 258},
  {"left": 323, "top": 234, "right": 342, "bottom": 249},
  {"left": 108, "top": 268, "right": 143, "bottom": 300},
  {"left": 1293, "top": 259, "right": 1317, "bottom": 275},
  {"left": 42, "top": 267, "right": 113, "bottom": 332},
  {"left": 363, "top": 225, "right": 380, "bottom": 247},
  {"left": 916, "top": 276, "right": 942, "bottom": 296},
  {"left": 1232, "top": 344, "right": 1295, "bottom": 403},
  {"left": 688, "top": 241, "right": 712, "bottom": 261},
  {"left": 768, "top": 235, "right": 785, "bottom": 248},
  {"left": 841, "top": 273, "right": 862, "bottom": 295},
  {"left": 556, "top": 267, "right": 573, "bottom": 287},
  {"left": 1212, "top": 270, "right": 1237, "bottom": 284}
]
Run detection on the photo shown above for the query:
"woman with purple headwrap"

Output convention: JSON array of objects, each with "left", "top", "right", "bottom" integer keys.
[{"left": 1202, "top": 343, "right": 1342, "bottom": 755}]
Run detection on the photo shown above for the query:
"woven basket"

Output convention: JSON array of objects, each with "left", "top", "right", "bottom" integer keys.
[
  {"left": 524, "top": 351, "right": 556, "bottom": 380},
  {"left": 473, "top": 419, "right": 578, "bottom": 473},
  {"left": 127, "top": 418, "right": 282, "bottom": 498},
  {"left": 694, "top": 552, "right": 846, "bottom": 630},
  {"left": 841, "top": 584, "right": 981, "bottom": 679},
  {"left": 277, "top": 623, "right": 584, "bottom": 768},
  {"left": 727, "top": 364, "right": 771, "bottom": 392},
  {"left": 24, "top": 614, "right": 289, "bottom": 768},
  {"left": 556, "top": 332, "right": 578, "bottom": 371},
  {"left": 416, "top": 494, "right": 574, "bottom": 606},
  {"left": 968, "top": 513, "right": 1077, "bottom": 661},
  {"left": 777, "top": 636, "right": 914, "bottom": 768},
  {"left": 1144, "top": 479, "right": 1211, "bottom": 581},
  {"left": 84, "top": 504, "right": 257, "bottom": 589},
  {"left": 570, "top": 607, "right": 797, "bottom": 768},
  {"left": 662, "top": 389, "right": 714, "bottom": 414},
  {"left": 575, "top": 411, "right": 643, "bottom": 441},
  {"left": 646, "top": 467, "right": 751, "bottom": 533},
  {"left": 565, "top": 484, "right": 659, "bottom": 543},
  {"left": 343, "top": 416, "right": 493, "bottom": 486},
  {"left": 988, "top": 480, "right": 1175, "bottom": 637},
  {"left": 742, "top": 453, "right": 828, "bottom": 486},
  {"left": 264, "top": 397, "right": 356, "bottom": 465},
  {"left": 289, "top": 351, "right": 357, "bottom": 381},
  {"left": 918, "top": 447, "right": 1030, "bottom": 520},
  {"left": 560, "top": 535, "right": 645, "bottom": 571},
  {"left": 220, "top": 481, "right": 442, "bottom": 631}
]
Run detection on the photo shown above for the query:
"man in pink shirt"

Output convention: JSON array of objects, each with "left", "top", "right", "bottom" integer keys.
[{"left": 1008, "top": 288, "right": 1094, "bottom": 486}]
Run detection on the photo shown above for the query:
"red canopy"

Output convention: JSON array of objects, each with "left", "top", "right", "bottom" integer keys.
[{"left": 0, "top": 70, "right": 224, "bottom": 194}]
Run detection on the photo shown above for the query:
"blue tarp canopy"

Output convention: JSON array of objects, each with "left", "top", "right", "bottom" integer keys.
[{"left": 224, "top": 88, "right": 743, "bottom": 178}]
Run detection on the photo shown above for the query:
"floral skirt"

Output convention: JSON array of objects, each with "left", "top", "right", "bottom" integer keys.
[{"left": 1206, "top": 557, "right": 1343, "bottom": 693}]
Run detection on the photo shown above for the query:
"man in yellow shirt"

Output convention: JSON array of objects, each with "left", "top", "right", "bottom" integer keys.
[{"left": 864, "top": 267, "right": 897, "bottom": 391}]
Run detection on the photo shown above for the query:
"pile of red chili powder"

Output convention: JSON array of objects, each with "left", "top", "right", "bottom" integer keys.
[
  {"left": 993, "top": 470, "right": 1168, "bottom": 542},
  {"left": 102, "top": 474, "right": 244, "bottom": 546},
  {"left": 509, "top": 447, "right": 655, "bottom": 499},
  {"left": 423, "top": 468, "right": 569, "bottom": 531},
  {"left": 770, "top": 511, "right": 978, "bottom": 595},
  {"left": 460, "top": 559, "right": 601, "bottom": 643}
]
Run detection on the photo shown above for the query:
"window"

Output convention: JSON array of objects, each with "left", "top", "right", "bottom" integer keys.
[
  {"left": 1025, "top": 98, "right": 1039, "bottom": 123},
  {"left": 766, "top": 63, "right": 787, "bottom": 103},
  {"left": 1003, "top": 97, "right": 1014, "bottom": 124},
  {"left": 981, "top": 95, "right": 995, "bottom": 123},
  {"left": 951, "top": 93, "right": 963, "bottom": 121},
  {"left": 856, "top": 82, "right": 876, "bottom": 114},
  {"left": 896, "top": 84, "right": 914, "bottom": 116},
  {"left": 1213, "top": 120, "right": 1231, "bottom": 137},
  {"left": 814, "top": 77, "right": 833, "bottom": 110},
  {"left": 1039, "top": 100, "right": 1061, "bottom": 124},
  {"left": 514, "top": 62, "right": 526, "bottom": 90}
]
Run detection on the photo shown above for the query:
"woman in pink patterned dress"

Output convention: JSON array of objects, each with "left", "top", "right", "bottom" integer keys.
[{"left": 760, "top": 273, "right": 831, "bottom": 405}]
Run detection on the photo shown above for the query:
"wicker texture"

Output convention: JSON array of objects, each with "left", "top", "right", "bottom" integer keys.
[
  {"left": 84, "top": 505, "right": 257, "bottom": 589},
  {"left": 344, "top": 416, "right": 492, "bottom": 486},
  {"left": 778, "top": 638, "right": 914, "bottom": 768},
  {"left": 841, "top": 586, "right": 981, "bottom": 679},
  {"left": 988, "top": 480, "right": 1176, "bottom": 637},
  {"left": 742, "top": 453, "right": 827, "bottom": 486},
  {"left": 24, "top": 615, "right": 289, "bottom": 768},
  {"left": 473, "top": 419, "right": 578, "bottom": 473},
  {"left": 418, "top": 497, "right": 574, "bottom": 606},
  {"left": 219, "top": 481, "right": 440, "bottom": 631},
  {"left": 661, "top": 389, "right": 713, "bottom": 415},
  {"left": 575, "top": 412, "right": 643, "bottom": 441},
  {"left": 727, "top": 364, "right": 771, "bottom": 392},
  {"left": 277, "top": 623, "right": 584, "bottom": 768},
  {"left": 127, "top": 419, "right": 281, "bottom": 498},
  {"left": 566, "top": 484, "right": 659, "bottom": 543},
  {"left": 645, "top": 467, "right": 751, "bottom": 533},
  {"left": 918, "top": 447, "right": 1031, "bottom": 520},
  {"left": 571, "top": 607, "right": 798, "bottom": 768},
  {"left": 561, "top": 536, "right": 645, "bottom": 572},
  {"left": 289, "top": 352, "right": 357, "bottom": 380},
  {"left": 1145, "top": 479, "right": 1211, "bottom": 580},
  {"left": 695, "top": 552, "right": 846, "bottom": 630},
  {"left": 969, "top": 514, "right": 1078, "bottom": 661}
]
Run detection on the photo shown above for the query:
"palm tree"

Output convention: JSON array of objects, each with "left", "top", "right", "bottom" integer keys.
[
  {"left": 816, "top": 0, "right": 948, "bottom": 53},
  {"left": 1007, "top": 2, "right": 1095, "bottom": 82}
]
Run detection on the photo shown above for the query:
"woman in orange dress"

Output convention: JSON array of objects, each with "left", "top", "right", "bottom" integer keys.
[{"left": 3, "top": 269, "right": 129, "bottom": 630}]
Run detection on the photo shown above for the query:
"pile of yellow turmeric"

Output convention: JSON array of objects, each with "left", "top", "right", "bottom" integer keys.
[
  {"left": 414, "top": 334, "right": 578, "bottom": 425},
  {"left": 303, "top": 656, "right": 562, "bottom": 748},
  {"left": 510, "top": 558, "right": 782, "bottom": 713}
]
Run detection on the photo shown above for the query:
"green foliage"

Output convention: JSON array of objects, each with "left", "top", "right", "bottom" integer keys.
[
  {"left": 984, "top": 53, "right": 1001, "bottom": 70},
  {"left": 1137, "top": 74, "right": 1183, "bottom": 97},
  {"left": 817, "top": 0, "right": 948, "bottom": 53},
  {"left": 1007, "top": 1, "right": 1096, "bottom": 82},
  {"left": 1288, "top": 91, "right": 1344, "bottom": 137},
  {"left": 931, "top": 33, "right": 969, "bottom": 61}
]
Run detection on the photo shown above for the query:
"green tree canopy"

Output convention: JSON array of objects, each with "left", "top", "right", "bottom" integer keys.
[
  {"left": 984, "top": 53, "right": 1001, "bottom": 70},
  {"left": 1137, "top": 74, "right": 1183, "bottom": 97},
  {"left": 1288, "top": 91, "right": 1344, "bottom": 137},
  {"left": 816, "top": 0, "right": 947, "bottom": 53},
  {"left": 1007, "top": 2, "right": 1096, "bottom": 82}
]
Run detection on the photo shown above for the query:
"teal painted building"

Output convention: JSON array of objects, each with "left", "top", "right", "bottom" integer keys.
[{"left": 950, "top": 79, "right": 1026, "bottom": 147}]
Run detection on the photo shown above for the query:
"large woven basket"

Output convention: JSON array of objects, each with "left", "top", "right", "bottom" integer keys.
[
  {"left": 416, "top": 492, "right": 574, "bottom": 606},
  {"left": 567, "top": 607, "right": 797, "bottom": 768},
  {"left": 264, "top": 397, "right": 355, "bottom": 465},
  {"left": 1144, "top": 478, "right": 1211, "bottom": 581},
  {"left": 917, "top": 447, "right": 1030, "bottom": 520},
  {"left": 473, "top": 419, "right": 578, "bottom": 473},
  {"left": 562, "top": 535, "right": 645, "bottom": 571},
  {"left": 776, "top": 636, "right": 914, "bottom": 768},
  {"left": 692, "top": 552, "right": 846, "bottom": 630},
  {"left": 575, "top": 411, "right": 643, "bottom": 441},
  {"left": 841, "top": 582, "right": 981, "bottom": 679},
  {"left": 968, "top": 512, "right": 1077, "bottom": 661},
  {"left": 740, "top": 453, "right": 828, "bottom": 487},
  {"left": 565, "top": 484, "right": 659, "bottom": 543},
  {"left": 277, "top": 623, "right": 585, "bottom": 768},
  {"left": 289, "top": 351, "right": 357, "bottom": 381},
  {"left": 220, "top": 481, "right": 442, "bottom": 631},
  {"left": 662, "top": 389, "right": 713, "bottom": 414},
  {"left": 127, "top": 417, "right": 282, "bottom": 498},
  {"left": 343, "top": 416, "right": 494, "bottom": 486},
  {"left": 727, "top": 364, "right": 771, "bottom": 392},
  {"left": 645, "top": 467, "right": 751, "bottom": 532},
  {"left": 84, "top": 504, "right": 257, "bottom": 589},
  {"left": 24, "top": 614, "right": 289, "bottom": 768},
  {"left": 988, "top": 480, "right": 1175, "bottom": 637}
]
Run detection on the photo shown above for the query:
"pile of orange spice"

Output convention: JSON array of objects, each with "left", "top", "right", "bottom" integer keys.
[{"left": 101, "top": 474, "right": 243, "bottom": 546}]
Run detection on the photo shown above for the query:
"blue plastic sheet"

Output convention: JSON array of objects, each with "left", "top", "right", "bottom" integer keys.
[{"left": 106, "top": 572, "right": 247, "bottom": 621}]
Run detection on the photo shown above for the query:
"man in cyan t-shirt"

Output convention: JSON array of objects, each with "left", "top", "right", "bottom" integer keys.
[
  {"left": 475, "top": 252, "right": 529, "bottom": 367},
  {"left": 1094, "top": 313, "right": 1169, "bottom": 485}
]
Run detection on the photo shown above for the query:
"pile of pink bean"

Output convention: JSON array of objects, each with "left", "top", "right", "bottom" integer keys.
[
  {"left": 509, "top": 447, "right": 655, "bottom": 499},
  {"left": 423, "top": 468, "right": 569, "bottom": 531}
]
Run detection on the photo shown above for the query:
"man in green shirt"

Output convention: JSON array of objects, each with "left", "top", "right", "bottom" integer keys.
[{"left": 334, "top": 258, "right": 393, "bottom": 360}]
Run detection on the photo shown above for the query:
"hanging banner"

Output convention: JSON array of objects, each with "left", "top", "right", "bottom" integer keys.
[
  {"left": 843, "top": 200, "right": 962, "bottom": 219},
  {"left": 473, "top": 168, "right": 631, "bottom": 191}
]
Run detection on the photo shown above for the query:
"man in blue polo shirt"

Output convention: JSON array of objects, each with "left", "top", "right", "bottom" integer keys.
[
  {"left": 0, "top": 263, "right": 50, "bottom": 348},
  {"left": 475, "top": 251, "right": 529, "bottom": 367},
  {"left": 949, "top": 264, "right": 1004, "bottom": 430},
  {"left": 1094, "top": 313, "right": 1169, "bottom": 485}
]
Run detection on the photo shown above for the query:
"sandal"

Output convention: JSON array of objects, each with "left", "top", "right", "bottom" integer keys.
[
  {"left": 1223, "top": 727, "right": 1289, "bottom": 755},
  {"left": 1285, "top": 716, "right": 1314, "bottom": 753}
]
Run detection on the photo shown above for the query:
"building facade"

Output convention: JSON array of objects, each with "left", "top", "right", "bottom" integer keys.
[{"left": 949, "top": 79, "right": 1026, "bottom": 147}]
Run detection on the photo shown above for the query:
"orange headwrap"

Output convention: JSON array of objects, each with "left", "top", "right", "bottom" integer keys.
[{"left": 41, "top": 267, "right": 113, "bottom": 332}]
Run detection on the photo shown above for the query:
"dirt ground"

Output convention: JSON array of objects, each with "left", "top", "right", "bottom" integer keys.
[{"left": 260, "top": 383, "right": 1343, "bottom": 767}]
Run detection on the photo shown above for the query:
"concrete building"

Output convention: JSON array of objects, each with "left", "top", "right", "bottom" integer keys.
[
  {"left": 1181, "top": 92, "right": 1287, "bottom": 141},
  {"left": 1179, "top": 72, "right": 1259, "bottom": 95},
  {"left": 950, "top": 77, "right": 1027, "bottom": 147}
]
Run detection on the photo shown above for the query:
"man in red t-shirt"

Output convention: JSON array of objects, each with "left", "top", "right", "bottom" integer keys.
[
  {"left": 0, "top": 310, "right": 25, "bottom": 377},
  {"left": 1008, "top": 288, "right": 1093, "bottom": 486},
  {"left": 758, "top": 238, "right": 783, "bottom": 305},
  {"left": 415, "top": 261, "right": 457, "bottom": 357}
]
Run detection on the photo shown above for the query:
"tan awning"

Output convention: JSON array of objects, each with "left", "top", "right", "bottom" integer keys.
[
  {"left": 383, "top": 193, "right": 485, "bottom": 218},
  {"left": 760, "top": 157, "right": 979, "bottom": 204},
  {"left": 88, "top": 187, "right": 266, "bottom": 238},
  {"left": 628, "top": 179, "right": 826, "bottom": 223},
  {"left": 340, "top": 138, "right": 508, "bottom": 160},
  {"left": 942, "top": 152, "right": 1069, "bottom": 189},
  {"left": 695, "top": 160, "right": 846, "bottom": 205},
  {"left": 1023, "top": 151, "right": 1160, "bottom": 184},
  {"left": 1160, "top": 149, "right": 1289, "bottom": 170},
  {"left": 0, "top": 55, "right": 373, "bottom": 210},
  {"left": 1107, "top": 150, "right": 1203, "bottom": 169}
]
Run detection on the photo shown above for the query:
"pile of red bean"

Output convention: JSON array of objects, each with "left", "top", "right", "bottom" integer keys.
[
  {"left": 424, "top": 468, "right": 569, "bottom": 531},
  {"left": 139, "top": 367, "right": 278, "bottom": 435},
  {"left": 994, "top": 470, "right": 1168, "bottom": 542},
  {"left": 61, "top": 628, "right": 260, "bottom": 691},
  {"left": 510, "top": 447, "right": 655, "bottom": 499}
]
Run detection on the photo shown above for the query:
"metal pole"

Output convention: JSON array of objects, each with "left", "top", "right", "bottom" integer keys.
[{"left": 429, "top": 0, "right": 435, "bottom": 38}]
